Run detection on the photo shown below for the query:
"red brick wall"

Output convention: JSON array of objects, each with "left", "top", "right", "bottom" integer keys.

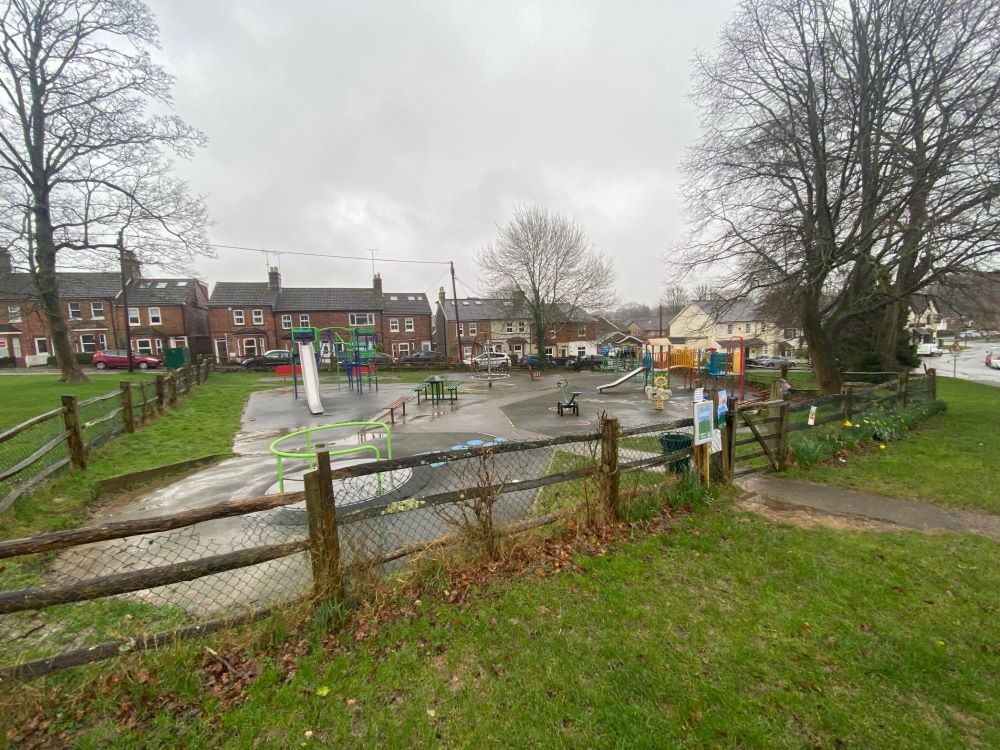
[{"left": 382, "top": 313, "right": 433, "bottom": 356}]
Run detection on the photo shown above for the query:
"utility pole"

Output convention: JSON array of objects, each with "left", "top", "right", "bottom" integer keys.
[
  {"left": 118, "top": 230, "right": 134, "bottom": 373},
  {"left": 450, "top": 261, "right": 463, "bottom": 362}
]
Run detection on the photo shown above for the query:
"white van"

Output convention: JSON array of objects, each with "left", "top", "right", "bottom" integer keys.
[{"left": 916, "top": 342, "right": 942, "bottom": 357}]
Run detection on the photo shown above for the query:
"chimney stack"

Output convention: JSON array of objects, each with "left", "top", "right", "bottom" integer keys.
[
  {"left": 0, "top": 249, "right": 11, "bottom": 274},
  {"left": 372, "top": 272, "right": 383, "bottom": 295},
  {"left": 121, "top": 249, "right": 141, "bottom": 281},
  {"left": 268, "top": 266, "right": 281, "bottom": 291},
  {"left": 439, "top": 286, "right": 447, "bottom": 303}
]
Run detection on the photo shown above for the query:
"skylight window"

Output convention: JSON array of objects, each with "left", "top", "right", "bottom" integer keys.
[
  {"left": 176, "top": 281, "right": 188, "bottom": 286},
  {"left": 407, "top": 295, "right": 416, "bottom": 300},
  {"left": 389, "top": 295, "right": 398, "bottom": 300},
  {"left": 156, "top": 282, "right": 167, "bottom": 288}
]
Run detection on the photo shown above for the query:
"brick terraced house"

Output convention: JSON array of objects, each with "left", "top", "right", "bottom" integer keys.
[
  {"left": 0, "top": 250, "right": 210, "bottom": 366},
  {"left": 207, "top": 269, "right": 433, "bottom": 363}
]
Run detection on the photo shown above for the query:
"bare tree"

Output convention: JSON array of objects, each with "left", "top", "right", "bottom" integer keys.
[
  {"left": 478, "top": 205, "right": 617, "bottom": 367},
  {"left": 0, "top": 0, "right": 208, "bottom": 381},
  {"left": 683, "top": 0, "right": 1000, "bottom": 393}
]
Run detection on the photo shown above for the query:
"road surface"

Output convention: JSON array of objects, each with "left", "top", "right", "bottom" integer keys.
[{"left": 923, "top": 340, "right": 1000, "bottom": 387}]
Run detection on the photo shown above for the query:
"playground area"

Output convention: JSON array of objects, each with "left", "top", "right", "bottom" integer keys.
[{"left": 38, "top": 361, "right": 703, "bottom": 617}]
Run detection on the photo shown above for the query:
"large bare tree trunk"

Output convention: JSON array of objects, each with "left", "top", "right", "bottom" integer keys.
[
  {"left": 874, "top": 301, "right": 904, "bottom": 371},
  {"left": 801, "top": 294, "right": 842, "bottom": 395},
  {"left": 33, "top": 203, "right": 86, "bottom": 383}
]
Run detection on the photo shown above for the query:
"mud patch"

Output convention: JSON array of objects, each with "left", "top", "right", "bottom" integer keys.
[{"left": 738, "top": 491, "right": 911, "bottom": 533}]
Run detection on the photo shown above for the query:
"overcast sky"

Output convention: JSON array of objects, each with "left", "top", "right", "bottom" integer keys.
[{"left": 145, "top": 0, "right": 739, "bottom": 305}]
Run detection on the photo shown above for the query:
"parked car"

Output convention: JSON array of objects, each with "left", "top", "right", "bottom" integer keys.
[
  {"left": 370, "top": 351, "right": 397, "bottom": 366},
  {"left": 401, "top": 350, "right": 445, "bottom": 364},
  {"left": 518, "top": 354, "right": 554, "bottom": 368},
  {"left": 567, "top": 355, "right": 606, "bottom": 370},
  {"left": 92, "top": 349, "right": 162, "bottom": 370},
  {"left": 753, "top": 355, "right": 797, "bottom": 369},
  {"left": 241, "top": 349, "right": 292, "bottom": 369},
  {"left": 472, "top": 352, "right": 511, "bottom": 367},
  {"left": 916, "top": 342, "right": 942, "bottom": 357},
  {"left": 990, "top": 354, "right": 1000, "bottom": 371}
]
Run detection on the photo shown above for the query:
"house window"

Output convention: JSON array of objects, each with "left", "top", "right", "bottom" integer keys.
[
  {"left": 67, "top": 302, "right": 81, "bottom": 319},
  {"left": 170, "top": 336, "right": 188, "bottom": 348},
  {"left": 545, "top": 346, "right": 554, "bottom": 356},
  {"left": 397, "top": 342, "right": 411, "bottom": 355},
  {"left": 243, "top": 338, "right": 258, "bottom": 356},
  {"left": 578, "top": 324, "right": 587, "bottom": 337},
  {"left": 281, "top": 315, "right": 292, "bottom": 330},
  {"left": 469, "top": 322, "right": 477, "bottom": 335},
  {"left": 99, "top": 334, "right": 107, "bottom": 349},
  {"left": 148, "top": 307, "right": 162, "bottom": 325},
  {"left": 252, "top": 309, "right": 264, "bottom": 325},
  {"left": 517, "top": 322, "right": 527, "bottom": 333},
  {"left": 505, "top": 321, "right": 513, "bottom": 333},
  {"left": 135, "top": 338, "right": 153, "bottom": 354},
  {"left": 298, "top": 314, "right": 310, "bottom": 327},
  {"left": 389, "top": 318, "right": 400, "bottom": 332},
  {"left": 727, "top": 324, "right": 733, "bottom": 335},
  {"left": 513, "top": 344, "right": 523, "bottom": 355},
  {"left": 463, "top": 346, "right": 472, "bottom": 358},
  {"left": 128, "top": 307, "right": 140, "bottom": 325},
  {"left": 458, "top": 323, "right": 464, "bottom": 336},
  {"left": 7, "top": 304, "right": 20, "bottom": 322},
  {"left": 783, "top": 328, "right": 797, "bottom": 339},
  {"left": 34, "top": 338, "right": 49, "bottom": 355},
  {"left": 79, "top": 334, "right": 97, "bottom": 352},
  {"left": 744, "top": 323, "right": 751, "bottom": 333},
  {"left": 90, "top": 302, "right": 104, "bottom": 319},
  {"left": 577, "top": 346, "right": 587, "bottom": 358},
  {"left": 154, "top": 339, "right": 163, "bottom": 352},
  {"left": 421, "top": 341, "right": 432, "bottom": 352},
  {"left": 348, "top": 312, "right": 374, "bottom": 326},
  {"left": 233, "top": 310, "right": 245, "bottom": 326},
  {"left": 404, "top": 318, "right": 414, "bottom": 332},
  {"left": 549, "top": 329, "right": 556, "bottom": 337}
]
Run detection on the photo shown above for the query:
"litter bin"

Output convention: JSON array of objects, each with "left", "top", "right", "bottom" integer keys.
[
  {"left": 163, "top": 347, "right": 191, "bottom": 369},
  {"left": 659, "top": 432, "right": 693, "bottom": 474}
]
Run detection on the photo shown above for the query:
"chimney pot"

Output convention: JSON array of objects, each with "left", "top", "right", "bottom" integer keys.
[
  {"left": 268, "top": 266, "right": 281, "bottom": 291},
  {"left": 439, "top": 287, "right": 446, "bottom": 302},
  {"left": 372, "top": 273, "right": 383, "bottom": 294}
]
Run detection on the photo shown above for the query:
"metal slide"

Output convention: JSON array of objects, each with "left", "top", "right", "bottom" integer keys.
[
  {"left": 596, "top": 366, "right": 647, "bottom": 393},
  {"left": 298, "top": 341, "right": 325, "bottom": 415}
]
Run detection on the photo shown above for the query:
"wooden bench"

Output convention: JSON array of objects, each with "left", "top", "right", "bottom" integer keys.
[
  {"left": 413, "top": 382, "right": 430, "bottom": 404},
  {"left": 383, "top": 396, "right": 411, "bottom": 424},
  {"left": 445, "top": 380, "right": 460, "bottom": 402}
]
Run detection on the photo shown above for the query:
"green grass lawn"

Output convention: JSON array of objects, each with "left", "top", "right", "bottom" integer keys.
[
  {"left": 782, "top": 378, "right": 1000, "bottom": 515},
  {"left": 27, "top": 506, "right": 1000, "bottom": 748},
  {"left": 0, "top": 372, "right": 158, "bottom": 427}
]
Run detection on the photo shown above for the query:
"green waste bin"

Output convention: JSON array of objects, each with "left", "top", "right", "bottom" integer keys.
[
  {"left": 164, "top": 347, "right": 191, "bottom": 369},
  {"left": 659, "top": 433, "right": 693, "bottom": 474}
]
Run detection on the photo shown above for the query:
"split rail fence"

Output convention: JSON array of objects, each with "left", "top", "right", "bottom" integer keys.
[{"left": 0, "top": 360, "right": 213, "bottom": 512}]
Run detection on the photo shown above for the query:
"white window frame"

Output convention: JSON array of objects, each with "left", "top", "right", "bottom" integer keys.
[
  {"left": 90, "top": 302, "right": 104, "bottom": 320},
  {"left": 578, "top": 324, "right": 587, "bottom": 337},
  {"left": 252, "top": 309, "right": 264, "bottom": 325},
  {"left": 505, "top": 321, "right": 513, "bottom": 333},
  {"left": 744, "top": 323, "right": 751, "bottom": 333},
  {"left": 7, "top": 304, "right": 20, "bottom": 322},
  {"left": 404, "top": 317, "right": 414, "bottom": 332},
  {"left": 463, "top": 346, "right": 472, "bottom": 358},
  {"left": 397, "top": 342, "right": 411, "bottom": 355},
  {"left": 545, "top": 346, "right": 554, "bottom": 356},
  {"left": 458, "top": 323, "right": 464, "bottom": 336},
  {"left": 148, "top": 307, "right": 162, "bottom": 325},
  {"left": 170, "top": 336, "right": 188, "bottom": 349},
  {"left": 242, "top": 337, "right": 258, "bottom": 356},
  {"left": 34, "top": 337, "right": 49, "bottom": 355},
  {"left": 298, "top": 314, "right": 310, "bottom": 327},
  {"left": 233, "top": 309, "right": 245, "bottom": 326},
  {"left": 132, "top": 338, "right": 151, "bottom": 354},
  {"left": 154, "top": 338, "right": 163, "bottom": 352},
  {"left": 281, "top": 314, "right": 292, "bottom": 330},
  {"left": 726, "top": 324, "right": 734, "bottom": 335},
  {"left": 513, "top": 344, "right": 523, "bottom": 354},
  {"left": 349, "top": 312, "right": 375, "bottom": 326},
  {"left": 469, "top": 322, "right": 477, "bottom": 335},
  {"left": 421, "top": 341, "right": 432, "bottom": 352},
  {"left": 389, "top": 318, "right": 400, "bottom": 332},
  {"left": 128, "top": 307, "right": 140, "bottom": 325},
  {"left": 577, "top": 346, "right": 587, "bottom": 358},
  {"left": 67, "top": 302, "right": 81, "bottom": 319},
  {"left": 517, "top": 321, "right": 527, "bottom": 333},
  {"left": 99, "top": 334, "right": 107, "bottom": 349}
]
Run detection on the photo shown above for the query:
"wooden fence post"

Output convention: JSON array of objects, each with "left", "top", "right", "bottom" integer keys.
[
  {"left": 155, "top": 375, "right": 166, "bottom": 414},
  {"left": 61, "top": 395, "right": 86, "bottom": 470},
  {"left": 599, "top": 416, "right": 621, "bottom": 520},
  {"left": 927, "top": 368, "right": 937, "bottom": 401},
  {"left": 898, "top": 371, "right": 909, "bottom": 408},
  {"left": 168, "top": 374, "right": 177, "bottom": 405},
  {"left": 777, "top": 401, "right": 791, "bottom": 470},
  {"left": 194, "top": 358, "right": 203, "bottom": 386},
  {"left": 722, "top": 402, "right": 736, "bottom": 482},
  {"left": 768, "top": 378, "right": 785, "bottom": 465},
  {"left": 304, "top": 451, "right": 344, "bottom": 604},
  {"left": 841, "top": 385, "right": 854, "bottom": 422},
  {"left": 120, "top": 381, "right": 134, "bottom": 434}
]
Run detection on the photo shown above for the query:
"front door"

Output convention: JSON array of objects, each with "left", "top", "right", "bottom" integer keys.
[
  {"left": 215, "top": 339, "right": 229, "bottom": 363},
  {"left": 11, "top": 337, "right": 22, "bottom": 358}
]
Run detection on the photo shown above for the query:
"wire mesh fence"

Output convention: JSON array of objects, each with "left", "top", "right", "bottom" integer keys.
[{"left": 0, "top": 408, "right": 70, "bottom": 512}]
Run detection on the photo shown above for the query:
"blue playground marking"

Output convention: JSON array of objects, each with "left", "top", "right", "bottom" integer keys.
[
  {"left": 466, "top": 439, "right": 484, "bottom": 446},
  {"left": 451, "top": 444, "right": 469, "bottom": 451},
  {"left": 493, "top": 437, "right": 508, "bottom": 443}
]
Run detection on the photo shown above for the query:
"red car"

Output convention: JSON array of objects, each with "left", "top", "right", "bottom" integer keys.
[{"left": 92, "top": 349, "right": 162, "bottom": 370}]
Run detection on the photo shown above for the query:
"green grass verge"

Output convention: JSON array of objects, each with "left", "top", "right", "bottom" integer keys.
[
  {"left": 782, "top": 378, "right": 1000, "bottom": 514},
  {"left": 30, "top": 507, "right": 1000, "bottom": 748},
  {"left": 0, "top": 372, "right": 158, "bottom": 427}
]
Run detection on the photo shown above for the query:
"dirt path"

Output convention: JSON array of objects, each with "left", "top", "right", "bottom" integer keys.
[{"left": 737, "top": 474, "right": 1000, "bottom": 542}]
